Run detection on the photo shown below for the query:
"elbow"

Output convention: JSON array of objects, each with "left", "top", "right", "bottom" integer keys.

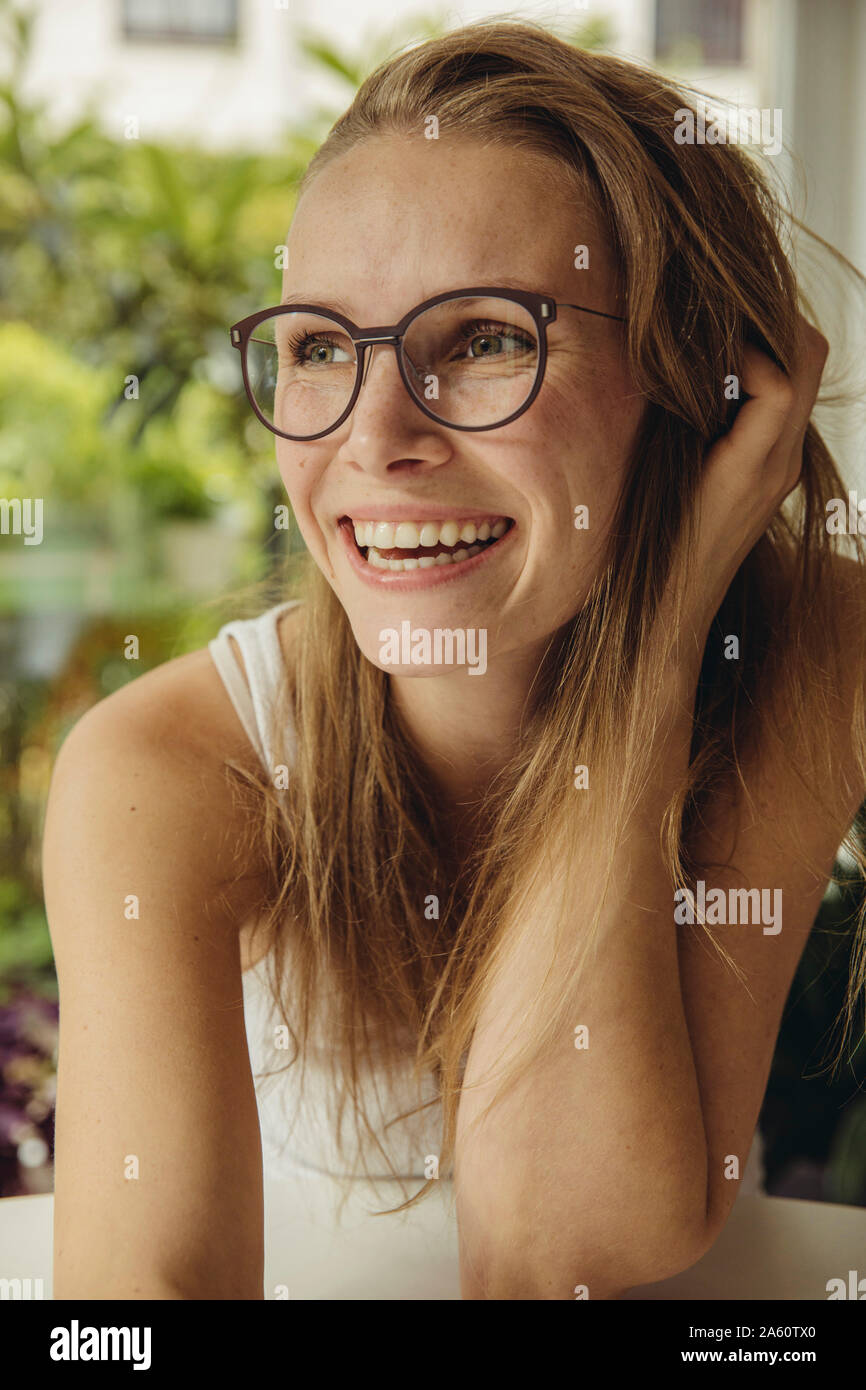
[{"left": 458, "top": 1195, "right": 713, "bottom": 1301}]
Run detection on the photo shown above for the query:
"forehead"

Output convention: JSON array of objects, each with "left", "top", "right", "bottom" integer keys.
[{"left": 285, "top": 134, "right": 616, "bottom": 317}]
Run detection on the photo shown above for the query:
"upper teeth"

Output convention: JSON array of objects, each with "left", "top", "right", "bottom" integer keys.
[{"left": 351, "top": 518, "right": 508, "bottom": 549}]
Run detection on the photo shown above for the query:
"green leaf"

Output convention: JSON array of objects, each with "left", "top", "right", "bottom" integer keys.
[{"left": 295, "top": 32, "right": 364, "bottom": 88}]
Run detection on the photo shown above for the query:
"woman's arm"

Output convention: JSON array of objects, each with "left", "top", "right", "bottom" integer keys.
[
  {"left": 455, "top": 667, "right": 861, "bottom": 1300},
  {"left": 44, "top": 651, "right": 266, "bottom": 1299},
  {"left": 455, "top": 684, "right": 708, "bottom": 1299},
  {"left": 455, "top": 320, "right": 860, "bottom": 1299}
]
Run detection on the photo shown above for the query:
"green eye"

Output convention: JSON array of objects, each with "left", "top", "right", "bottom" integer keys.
[
  {"left": 287, "top": 331, "right": 354, "bottom": 365},
  {"left": 456, "top": 319, "right": 535, "bottom": 361},
  {"left": 468, "top": 332, "right": 504, "bottom": 357}
]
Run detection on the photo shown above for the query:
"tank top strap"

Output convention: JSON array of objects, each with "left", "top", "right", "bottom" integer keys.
[{"left": 208, "top": 599, "right": 301, "bottom": 773}]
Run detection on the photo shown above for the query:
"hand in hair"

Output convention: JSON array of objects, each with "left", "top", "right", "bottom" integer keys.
[{"left": 660, "top": 313, "right": 829, "bottom": 679}]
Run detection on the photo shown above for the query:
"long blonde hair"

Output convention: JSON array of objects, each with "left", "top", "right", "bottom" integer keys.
[{"left": 222, "top": 19, "right": 866, "bottom": 1213}]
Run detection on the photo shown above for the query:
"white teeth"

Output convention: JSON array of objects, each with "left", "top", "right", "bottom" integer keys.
[
  {"left": 353, "top": 517, "right": 511, "bottom": 570},
  {"left": 394, "top": 521, "right": 421, "bottom": 548},
  {"left": 350, "top": 517, "right": 509, "bottom": 551}
]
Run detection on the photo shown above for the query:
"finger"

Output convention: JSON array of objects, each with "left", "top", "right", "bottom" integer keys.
[
  {"left": 710, "top": 319, "right": 827, "bottom": 478},
  {"left": 709, "top": 347, "right": 796, "bottom": 475}
]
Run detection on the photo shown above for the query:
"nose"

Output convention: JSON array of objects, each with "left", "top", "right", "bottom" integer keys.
[
  {"left": 355, "top": 338, "right": 424, "bottom": 390},
  {"left": 358, "top": 338, "right": 400, "bottom": 387},
  {"left": 336, "top": 341, "right": 450, "bottom": 475}
]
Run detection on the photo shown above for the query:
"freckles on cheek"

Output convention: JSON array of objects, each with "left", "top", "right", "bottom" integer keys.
[
  {"left": 274, "top": 452, "right": 324, "bottom": 554},
  {"left": 529, "top": 385, "right": 630, "bottom": 541},
  {"left": 564, "top": 373, "right": 641, "bottom": 481},
  {"left": 528, "top": 383, "right": 608, "bottom": 488},
  {"left": 541, "top": 375, "right": 605, "bottom": 447},
  {"left": 276, "top": 447, "right": 323, "bottom": 517},
  {"left": 589, "top": 362, "right": 644, "bottom": 452},
  {"left": 276, "top": 445, "right": 306, "bottom": 485}
]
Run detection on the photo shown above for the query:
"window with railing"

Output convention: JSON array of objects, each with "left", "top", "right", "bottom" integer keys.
[
  {"left": 655, "top": 0, "right": 745, "bottom": 66},
  {"left": 121, "top": 0, "right": 239, "bottom": 44}
]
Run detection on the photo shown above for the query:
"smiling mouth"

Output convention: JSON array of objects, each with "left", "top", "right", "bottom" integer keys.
[{"left": 339, "top": 516, "right": 515, "bottom": 571}]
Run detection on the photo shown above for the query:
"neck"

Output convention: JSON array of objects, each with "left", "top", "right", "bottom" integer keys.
[{"left": 387, "top": 633, "right": 556, "bottom": 819}]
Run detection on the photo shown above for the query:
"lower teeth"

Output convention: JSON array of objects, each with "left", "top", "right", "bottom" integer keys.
[{"left": 363, "top": 541, "right": 491, "bottom": 571}]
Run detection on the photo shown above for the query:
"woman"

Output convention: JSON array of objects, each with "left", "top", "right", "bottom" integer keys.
[{"left": 44, "top": 20, "right": 866, "bottom": 1300}]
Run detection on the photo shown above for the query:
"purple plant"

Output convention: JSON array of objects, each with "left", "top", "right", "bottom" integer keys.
[{"left": 0, "top": 991, "right": 58, "bottom": 1197}]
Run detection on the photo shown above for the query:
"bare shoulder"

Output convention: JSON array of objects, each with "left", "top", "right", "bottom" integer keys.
[{"left": 46, "top": 635, "right": 272, "bottom": 933}]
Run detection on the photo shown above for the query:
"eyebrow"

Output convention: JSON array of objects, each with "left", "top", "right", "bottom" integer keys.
[
  {"left": 280, "top": 277, "right": 545, "bottom": 317},
  {"left": 280, "top": 291, "right": 354, "bottom": 314}
]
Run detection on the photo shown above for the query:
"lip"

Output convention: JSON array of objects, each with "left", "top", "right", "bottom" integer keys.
[
  {"left": 338, "top": 505, "right": 507, "bottom": 523},
  {"left": 337, "top": 516, "right": 517, "bottom": 590}
]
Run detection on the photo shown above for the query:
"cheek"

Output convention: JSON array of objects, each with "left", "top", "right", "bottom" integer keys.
[
  {"left": 525, "top": 373, "right": 635, "bottom": 503},
  {"left": 274, "top": 443, "right": 335, "bottom": 564},
  {"left": 517, "top": 371, "right": 642, "bottom": 571},
  {"left": 276, "top": 442, "right": 320, "bottom": 515},
  {"left": 546, "top": 353, "right": 640, "bottom": 449}
]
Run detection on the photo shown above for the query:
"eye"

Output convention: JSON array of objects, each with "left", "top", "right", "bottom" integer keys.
[
  {"left": 286, "top": 330, "right": 353, "bottom": 365},
  {"left": 468, "top": 332, "right": 503, "bottom": 358},
  {"left": 455, "top": 319, "right": 535, "bottom": 360}
]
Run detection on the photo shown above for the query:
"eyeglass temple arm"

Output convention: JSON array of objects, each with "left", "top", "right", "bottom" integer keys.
[{"left": 559, "top": 302, "right": 627, "bottom": 323}]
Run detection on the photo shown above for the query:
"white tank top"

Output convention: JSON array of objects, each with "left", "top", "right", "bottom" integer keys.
[
  {"left": 208, "top": 601, "right": 765, "bottom": 1195},
  {"left": 209, "top": 600, "right": 443, "bottom": 1184}
]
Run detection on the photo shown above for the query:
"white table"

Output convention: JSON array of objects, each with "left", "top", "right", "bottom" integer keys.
[{"left": 2, "top": 1182, "right": 865, "bottom": 1299}]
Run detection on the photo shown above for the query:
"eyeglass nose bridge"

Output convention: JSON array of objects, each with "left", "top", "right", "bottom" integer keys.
[
  {"left": 355, "top": 333, "right": 402, "bottom": 345},
  {"left": 354, "top": 333, "right": 412, "bottom": 394}
]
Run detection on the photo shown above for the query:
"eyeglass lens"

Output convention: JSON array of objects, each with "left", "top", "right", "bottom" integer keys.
[{"left": 244, "top": 296, "right": 540, "bottom": 437}]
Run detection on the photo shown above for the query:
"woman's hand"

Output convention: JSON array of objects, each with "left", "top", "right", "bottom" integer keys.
[{"left": 659, "top": 313, "right": 829, "bottom": 682}]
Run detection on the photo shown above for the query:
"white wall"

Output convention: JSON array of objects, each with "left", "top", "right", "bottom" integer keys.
[
  {"left": 17, "top": 0, "right": 299, "bottom": 149},
  {"left": 760, "top": 0, "right": 866, "bottom": 485}
]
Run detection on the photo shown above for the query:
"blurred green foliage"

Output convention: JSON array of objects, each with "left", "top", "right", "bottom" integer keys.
[
  {"left": 0, "top": 0, "right": 302, "bottom": 539},
  {"left": 0, "top": 875, "right": 54, "bottom": 998}
]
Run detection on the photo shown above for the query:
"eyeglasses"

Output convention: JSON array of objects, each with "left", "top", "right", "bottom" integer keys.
[{"left": 230, "top": 286, "right": 626, "bottom": 441}]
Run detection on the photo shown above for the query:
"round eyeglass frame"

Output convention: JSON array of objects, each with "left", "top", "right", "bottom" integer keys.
[{"left": 229, "top": 285, "right": 627, "bottom": 442}]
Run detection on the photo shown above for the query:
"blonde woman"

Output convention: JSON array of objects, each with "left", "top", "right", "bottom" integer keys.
[{"left": 44, "top": 21, "right": 866, "bottom": 1300}]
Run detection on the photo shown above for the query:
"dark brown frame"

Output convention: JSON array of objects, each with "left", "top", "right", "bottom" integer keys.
[{"left": 229, "top": 286, "right": 627, "bottom": 441}]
